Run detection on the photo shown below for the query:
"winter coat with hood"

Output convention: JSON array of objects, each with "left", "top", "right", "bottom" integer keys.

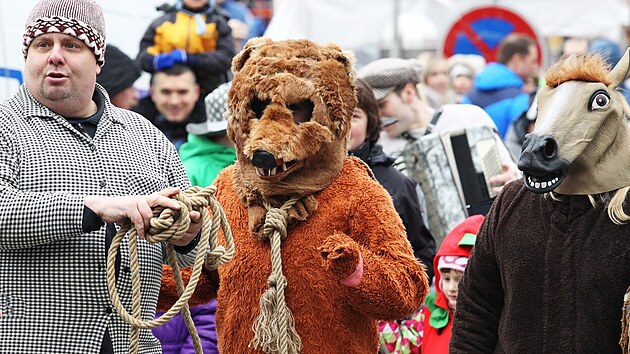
[
  {"left": 153, "top": 266, "right": 219, "bottom": 354},
  {"left": 136, "top": 1, "right": 235, "bottom": 94},
  {"left": 463, "top": 63, "right": 530, "bottom": 137},
  {"left": 422, "top": 214, "right": 484, "bottom": 354}
]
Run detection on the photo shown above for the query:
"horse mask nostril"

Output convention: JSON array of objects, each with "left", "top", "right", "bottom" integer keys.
[
  {"left": 541, "top": 137, "right": 558, "bottom": 160},
  {"left": 252, "top": 150, "right": 277, "bottom": 169}
]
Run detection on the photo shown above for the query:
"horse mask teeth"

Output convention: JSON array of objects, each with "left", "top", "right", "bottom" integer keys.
[{"left": 525, "top": 173, "right": 564, "bottom": 193}]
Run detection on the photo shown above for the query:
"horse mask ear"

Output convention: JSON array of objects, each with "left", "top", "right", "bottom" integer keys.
[{"left": 608, "top": 48, "right": 630, "bottom": 88}]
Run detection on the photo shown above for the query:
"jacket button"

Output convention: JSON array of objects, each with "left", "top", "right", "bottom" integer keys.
[
  {"left": 99, "top": 181, "right": 107, "bottom": 188},
  {"left": 123, "top": 266, "right": 131, "bottom": 273},
  {"left": 104, "top": 307, "right": 112, "bottom": 314},
  {"left": 90, "top": 145, "right": 96, "bottom": 152}
]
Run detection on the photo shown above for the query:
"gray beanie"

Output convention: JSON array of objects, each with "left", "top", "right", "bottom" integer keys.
[{"left": 23, "top": 0, "right": 106, "bottom": 66}]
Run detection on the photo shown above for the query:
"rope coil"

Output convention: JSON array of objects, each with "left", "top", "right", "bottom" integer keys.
[{"left": 106, "top": 186, "right": 234, "bottom": 354}]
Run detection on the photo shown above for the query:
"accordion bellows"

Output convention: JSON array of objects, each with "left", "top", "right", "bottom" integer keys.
[{"left": 401, "top": 125, "right": 499, "bottom": 245}]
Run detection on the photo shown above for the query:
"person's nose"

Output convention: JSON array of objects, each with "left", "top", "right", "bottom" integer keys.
[
  {"left": 167, "top": 94, "right": 181, "bottom": 106},
  {"left": 48, "top": 44, "right": 66, "bottom": 66},
  {"left": 444, "top": 282, "right": 456, "bottom": 294}
]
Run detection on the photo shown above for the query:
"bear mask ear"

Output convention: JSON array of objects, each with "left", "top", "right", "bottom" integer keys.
[
  {"left": 232, "top": 37, "right": 273, "bottom": 74},
  {"left": 321, "top": 43, "right": 357, "bottom": 81}
]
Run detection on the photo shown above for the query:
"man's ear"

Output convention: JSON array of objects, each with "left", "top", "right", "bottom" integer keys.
[
  {"left": 402, "top": 82, "right": 417, "bottom": 104},
  {"left": 507, "top": 54, "right": 523, "bottom": 72},
  {"left": 194, "top": 83, "right": 200, "bottom": 100}
]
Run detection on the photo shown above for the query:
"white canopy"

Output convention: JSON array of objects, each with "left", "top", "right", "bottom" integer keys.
[{"left": 264, "top": 0, "right": 630, "bottom": 66}]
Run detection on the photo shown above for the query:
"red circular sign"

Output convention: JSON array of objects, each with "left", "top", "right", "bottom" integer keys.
[{"left": 441, "top": 5, "right": 544, "bottom": 66}]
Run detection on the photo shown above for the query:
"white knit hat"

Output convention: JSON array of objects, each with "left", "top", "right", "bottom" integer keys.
[
  {"left": 23, "top": 0, "right": 106, "bottom": 66},
  {"left": 186, "top": 81, "right": 232, "bottom": 137}
]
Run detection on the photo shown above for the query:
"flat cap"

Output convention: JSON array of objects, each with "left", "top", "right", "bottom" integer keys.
[{"left": 357, "top": 58, "right": 423, "bottom": 100}]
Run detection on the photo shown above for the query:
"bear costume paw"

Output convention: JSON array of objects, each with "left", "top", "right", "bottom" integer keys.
[{"left": 318, "top": 232, "right": 363, "bottom": 287}]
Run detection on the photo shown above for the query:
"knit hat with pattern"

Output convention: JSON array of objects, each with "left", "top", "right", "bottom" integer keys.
[
  {"left": 23, "top": 0, "right": 106, "bottom": 66},
  {"left": 437, "top": 255, "right": 469, "bottom": 273}
]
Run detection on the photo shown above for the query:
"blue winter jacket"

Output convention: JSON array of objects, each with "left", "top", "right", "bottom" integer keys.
[{"left": 463, "top": 63, "right": 530, "bottom": 137}]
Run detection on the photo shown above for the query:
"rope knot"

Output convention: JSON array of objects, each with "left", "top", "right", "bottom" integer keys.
[
  {"left": 184, "top": 185, "right": 213, "bottom": 209},
  {"left": 145, "top": 201, "right": 189, "bottom": 244},
  {"left": 263, "top": 207, "right": 289, "bottom": 240},
  {"left": 266, "top": 273, "right": 285, "bottom": 288},
  {"left": 204, "top": 245, "right": 232, "bottom": 271},
  {"left": 251, "top": 197, "right": 303, "bottom": 353}
]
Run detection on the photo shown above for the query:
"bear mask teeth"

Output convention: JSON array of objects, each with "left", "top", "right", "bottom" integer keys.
[{"left": 254, "top": 160, "right": 300, "bottom": 180}]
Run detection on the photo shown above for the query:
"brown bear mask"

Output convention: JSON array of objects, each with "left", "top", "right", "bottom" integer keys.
[{"left": 227, "top": 38, "right": 357, "bottom": 206}]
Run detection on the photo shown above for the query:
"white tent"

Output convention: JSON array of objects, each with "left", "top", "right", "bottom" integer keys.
[{"left": 264, "top": 0, "right": 630, "bottom": 66}]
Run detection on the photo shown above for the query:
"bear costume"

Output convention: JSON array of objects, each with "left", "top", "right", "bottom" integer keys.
[{"left": 160, "top": 38, "right": 428, "bottom": 354}]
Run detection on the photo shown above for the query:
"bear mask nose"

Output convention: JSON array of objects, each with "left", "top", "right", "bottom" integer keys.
[{"left": 252, "top": 150, "right": 277, "bottom": 169}]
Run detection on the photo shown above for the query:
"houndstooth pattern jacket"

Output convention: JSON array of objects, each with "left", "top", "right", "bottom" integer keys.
[{"left": 0, "top": 85, "right": 197, "bottom": 354}]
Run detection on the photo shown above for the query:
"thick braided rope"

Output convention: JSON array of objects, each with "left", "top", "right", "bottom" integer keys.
[
  {"left": 106, "top": 186, "right": 234, "bottom": 354},
  {"left": 250, "top": 197, "right": 302, "bottom": 354}
]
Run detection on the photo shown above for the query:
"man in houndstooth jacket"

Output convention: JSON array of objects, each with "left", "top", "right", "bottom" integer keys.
[{"left": 0, "top": 0, "right": 203, "bottom": 353}]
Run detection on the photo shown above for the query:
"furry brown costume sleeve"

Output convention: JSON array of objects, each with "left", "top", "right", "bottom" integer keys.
[
  {"left": 156, "top": 265, "right": 218, "bottom": 312},
  {"left": 316, "top": 158, "right": 429, "bottom": 320}
]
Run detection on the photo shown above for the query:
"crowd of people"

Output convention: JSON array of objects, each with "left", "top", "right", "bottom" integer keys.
[{"left": 1, "top": 0, "right": 629, "bottom": 353}]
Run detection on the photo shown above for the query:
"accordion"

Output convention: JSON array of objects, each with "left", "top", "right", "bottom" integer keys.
[{"left": 400, "top": 125, "right": 501, "bottom": 245}]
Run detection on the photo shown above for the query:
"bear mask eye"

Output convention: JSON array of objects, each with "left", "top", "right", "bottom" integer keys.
[
  {"left": 288, "top": 100, "right": 314, "bottom": 124},
  {"left": 250, "top": 97, "right": 270, "bottom": 119}
]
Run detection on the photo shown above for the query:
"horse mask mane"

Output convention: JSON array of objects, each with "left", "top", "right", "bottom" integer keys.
[{"left": 518, "top": 48, "right": 630, "bottom": 197}]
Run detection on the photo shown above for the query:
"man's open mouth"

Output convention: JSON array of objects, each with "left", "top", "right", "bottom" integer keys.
[{"left": 47, "top": 72, "right": 67, "bottom": 78}]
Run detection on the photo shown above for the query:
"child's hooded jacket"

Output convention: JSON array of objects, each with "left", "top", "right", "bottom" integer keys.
[{"left": 422, "top": 214, "right": 484, "bottom": 354}]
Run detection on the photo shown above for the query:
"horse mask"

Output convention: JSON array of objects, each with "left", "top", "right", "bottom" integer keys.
[{"left": 518, "top": 48, "right": 630, "bottom": 195}]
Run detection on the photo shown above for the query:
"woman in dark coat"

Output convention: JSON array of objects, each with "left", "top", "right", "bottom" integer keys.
[{"left": 348, "top": 78, "right": 436, "bottom": 280}]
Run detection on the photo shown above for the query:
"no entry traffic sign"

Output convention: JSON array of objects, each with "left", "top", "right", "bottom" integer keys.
[{"left": 441, "top": 5, "right": 544, "bottom": 65}]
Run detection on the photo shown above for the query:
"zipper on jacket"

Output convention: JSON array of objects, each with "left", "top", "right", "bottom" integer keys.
[{"left": 186, "top": 14, "right": 192, "bottom": 51}]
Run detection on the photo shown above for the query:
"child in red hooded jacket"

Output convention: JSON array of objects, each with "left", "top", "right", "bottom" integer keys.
[{"left": 421, "top": 214, "right": 484, "bottom": 354}]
